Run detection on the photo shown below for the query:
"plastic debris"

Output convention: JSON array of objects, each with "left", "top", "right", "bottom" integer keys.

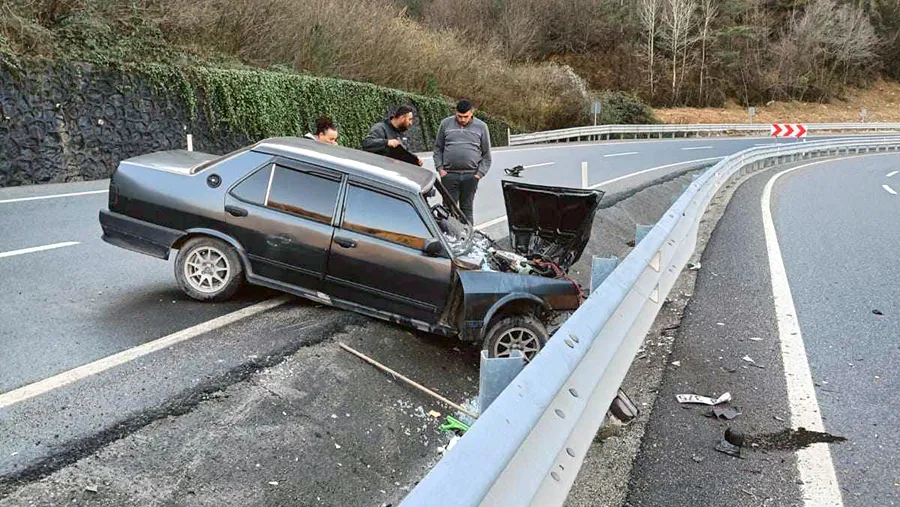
[
  {"left": 428, "top": 410, "right": 441, "bottom": 418},
  {"left": 440, "top": 415, "right": 470, "bottom": 433},
  {"left": 446, "top": 435, "right": 461, "bottom": 452},
  {"left": 671, "top": 361, "right": 682, "bottom": 367},
  {"left": 714, "top": 428, "right": 745, "bottom": 459},
  {"left": 742, "top": 355, "right": 756, "bottom": 364},
  {"left": 688, "top": 262, "right": 701, "bottom": 271},
  {"left": 676, "top": 392, "right": 732, "bottom": 406},
  {"left": 85, "top": 485, "right": 99, "bottom": 494},
  {"left": 268, "top": 481, "right": 279, "bottom": 486},
  {"left": 774, "top": 415, "right": 785, "bottom": 422},
  {"left": 749, "top": 337, "right": 763, "bottom": 342},
  {"left": 692, "top": 455, "right": 705, "bottom": 463},
  {"left": 872, "top": 309, "right": 884, "bottom": 316},
  {"left": 706, "top": 406, "right": 742, "bottom": 420},
  {"left": 504, "top": 165, "right": 525, "bottom": 177}
]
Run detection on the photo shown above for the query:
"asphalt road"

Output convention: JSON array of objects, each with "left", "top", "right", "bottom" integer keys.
[
  {"left": 0, "top": 133, "right": 878, "bottom": 501},
  {"left": 625, "top": 154, "right": 900, "bottom": 506}
]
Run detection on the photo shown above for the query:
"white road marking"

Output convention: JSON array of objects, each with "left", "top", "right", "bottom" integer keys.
[
  {"left": 603, "top": 151, "right": 639, "bottom": 158},
  {"left": 475, "top": 216, "right": 508, "bottom": 231},
  {"left": 886, "top": 171, "right": 898, "bottom": 178},
  {"left": 883, "top": 184, "right": 897, "bottom": 195},
  {"left": 761, "top": 160, "right": 846, "bottom": 507},
  {"left": 681, "top": 146, "right": 713, "bottom": 150},
  {"left": 523, "top": 162, "right": 555, "bottom": 168},
  {"left": 0, "top": 189, "right": 107, "bottom": 205},
  {"left": 589, "top": 157, "right": 724, "bottom": 189},
  {"left": 0, "top": 242, "right": 80, "bottom": 259},
  {"left": 0, "top": 296, "right": 292, "bottom": 409}
]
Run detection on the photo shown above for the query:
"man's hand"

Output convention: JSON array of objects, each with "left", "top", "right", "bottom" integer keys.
[
  {"left": 387, "top": 139, "right": 402, "bottom": 148},
  {"left": 438, "top": 168, "right": 448, "bottom": 178},
  {"left": 474, "top": 174, "right": 482, "bottom": 180},
  {"left": 416, "top": 158, "right": 424, "bottom": 166}
]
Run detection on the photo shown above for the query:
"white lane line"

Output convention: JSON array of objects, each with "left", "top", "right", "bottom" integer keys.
[
  {"left": 762, "top": 160, "right": 845, "bottom": 507},
  {"left": 0, "top": 241, "right": 80, "bottom": 259},
  {"left": 589, "top": 157, "right": 723, "bottom": 189},
  {"left": 523, "top": 162, "right": 555, "bottom": 168},
  {"left": 0, "top": 189, "right": 107, "bottom": 204},
  {"left": 886, "top": 171, "right": 898, "bottom": 178},
  {"left": 475, "top": 216, "right": 508, "bottom": 231},
  {"left": 883, "top": 184, "right": 897, "bottom": 195},
  {"left": 0, "top": 296, "right": 292, "bottom": 409},
  {"left": 603, "top": 151, "right": 639, "bottom": 158},
  {"left": 681, "top": 146, "right": 713, "bottom": 150}
]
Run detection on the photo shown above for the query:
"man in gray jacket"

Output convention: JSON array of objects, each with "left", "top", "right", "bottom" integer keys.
[{"left": 433, "top": 99, "right": 492, "bottom": 225}]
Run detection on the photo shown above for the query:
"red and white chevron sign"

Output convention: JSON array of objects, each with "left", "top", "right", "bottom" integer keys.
[{"left": 770, "top": 123, "right": 808, "bottom": 138}]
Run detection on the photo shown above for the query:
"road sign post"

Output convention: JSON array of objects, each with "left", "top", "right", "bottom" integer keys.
[
  {"left": 749, "top": 107, "right": 756, "bottom": 123},
  {"left": 592, "top": 102, "right": 602, "bottom": 126}
]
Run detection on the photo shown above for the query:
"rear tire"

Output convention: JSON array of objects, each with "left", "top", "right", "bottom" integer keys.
[
  {"left": 482, "top": 315, "right": 549, "bottom": 363},
  {"left": 174, "top": 237, "right": 243, "bottom": 302}
]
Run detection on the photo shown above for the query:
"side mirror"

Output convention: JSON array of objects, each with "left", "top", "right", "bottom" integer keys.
[{"left": 423, "top": 239, "right": 445, "bottom": 257}]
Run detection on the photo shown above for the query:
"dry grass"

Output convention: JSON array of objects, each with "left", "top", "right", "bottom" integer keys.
[
  {"left": 1, "top": 0, "right": 591, "bottom": 130},
  {"left": 655, "top": 80, "right": 900, "bottom": 124}
]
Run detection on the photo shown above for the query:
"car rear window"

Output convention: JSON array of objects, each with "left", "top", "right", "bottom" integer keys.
[
  {"left": 342, "top": 185, "right": 431, "bottom": 249},
  {"left": 266, "top": 166, "right": 341, "bottom": 224}
]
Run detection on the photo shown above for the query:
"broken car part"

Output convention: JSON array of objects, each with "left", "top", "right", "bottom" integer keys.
[
  {"left": 715, "top": 427, "right": 745, "bottom": 458},
  {"left": 676, "top": 392, "right": 732, "bottom": 406}
]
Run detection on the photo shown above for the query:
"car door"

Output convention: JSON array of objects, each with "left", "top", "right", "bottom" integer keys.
[
  {"left": 325, "top": 182, "right": 453, "bottom": 324},
  {"left": 224, "top": 159, "right": 341, "bottom": 292}
]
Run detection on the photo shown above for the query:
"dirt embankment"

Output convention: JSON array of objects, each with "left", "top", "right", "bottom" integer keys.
[{"left": 656, "top": 81, "right": 900, "bottom": 124}]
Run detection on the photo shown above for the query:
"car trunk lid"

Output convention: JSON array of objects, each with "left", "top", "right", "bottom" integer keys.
[
  {"left": 119, "top": 150, "right": 218, "bottom": 176},
  {"left": 502, "top": 180, "right": 603, "bottom": 272}
]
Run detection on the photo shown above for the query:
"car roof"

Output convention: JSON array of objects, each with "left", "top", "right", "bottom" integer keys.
[{"left": 253, "top": 137, "right": 436, "bottom": 194}]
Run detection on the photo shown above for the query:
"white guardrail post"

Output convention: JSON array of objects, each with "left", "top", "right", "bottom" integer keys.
[{"left": 400, "top": 136, "right": 900, "bottom": 507}]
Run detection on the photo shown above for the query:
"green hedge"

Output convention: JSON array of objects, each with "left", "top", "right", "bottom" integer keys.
[{"left": 139, "top": 64, "right": 512, "bottom": 149}]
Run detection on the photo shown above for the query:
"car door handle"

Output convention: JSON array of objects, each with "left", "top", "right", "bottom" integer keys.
[
  {"left": 225, "top": 205, "right": 248, "bottom": 217},
  {"left": 334, "top": 237, "right": 357, "bottom": 249}
]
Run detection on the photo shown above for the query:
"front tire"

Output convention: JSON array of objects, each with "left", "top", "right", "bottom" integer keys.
[
  {"left": 174, "top": 237, "right": 243, "bottom": 302},
  {"left": 482, "top": 315, "right": 549, "bottom": 362}
]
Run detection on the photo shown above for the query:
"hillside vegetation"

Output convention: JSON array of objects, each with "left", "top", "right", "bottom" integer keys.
[{"left": 2, "top": 0, "right": 898, "bottom": 131}]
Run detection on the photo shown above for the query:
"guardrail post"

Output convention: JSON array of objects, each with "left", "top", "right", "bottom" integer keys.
[
  {"left": 635, "top": 224, "right": 654, "bottom": 245},
  {"left": 581, "top": 162, "right": 589, "bottom": 188},
  {"left": 478, "top": 350, "right": 525, "bottom": 414},
  {"left": 590, "top": 256, "right": 620, "bottom": 294}
]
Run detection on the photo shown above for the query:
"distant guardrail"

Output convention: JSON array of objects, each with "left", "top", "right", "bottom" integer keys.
[
  {"left": 508, "top": 123, "right": 900, "bottom": 146},
  {"left": 401, "top": 136, "right": 900, "bottom": 507}
]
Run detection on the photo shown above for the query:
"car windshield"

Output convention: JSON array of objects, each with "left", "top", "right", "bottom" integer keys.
[{"left": 424, "top": 181, "right": 473, "bottom": 257}]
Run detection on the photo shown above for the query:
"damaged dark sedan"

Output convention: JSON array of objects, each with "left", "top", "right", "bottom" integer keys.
[{"left": 99, "top": 137, "right": 602, "bottom": 360}]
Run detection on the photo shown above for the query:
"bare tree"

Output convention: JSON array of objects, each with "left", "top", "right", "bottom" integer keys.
[
  {"left": 661, "top": 0, "right": 696, "bottom": 104},
  {"left": 639, "top": 0, "right": 662, "bottom": 97},
  {"left": 697, "top": 0, "right": 717, "bottom": 105}
]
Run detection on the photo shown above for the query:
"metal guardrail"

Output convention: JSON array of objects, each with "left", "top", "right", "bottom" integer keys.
[
  {"left": 508, "top": 123, "right": 900, "bottom": 146},
  {"left": 400, "top": 136, "right": 900, "bottom": 507}
]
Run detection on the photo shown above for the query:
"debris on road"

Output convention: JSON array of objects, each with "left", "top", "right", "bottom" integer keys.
[
  {"left": 714, "top": 428, "right": 745, "bottom": 459},
  {"left": 749, "top": 337, "right": 763, "bottom": 342},
  {"left": 706, "top": 406, "right": 742, "bottom": 420},
  {"left": 872, "top": 309, "right": 884, "bottom": 315},
  {"left": 774, "top": 415, "right": 785, "bottom": 422},
  {"left": 742, "top": 355, "right": 755, "bottom": 364},
  {"left": 428, "top": 410, "right": 441, "bottom": 418},
  {"left": 340, "top": 342, "right": 478, "bottom": 419},
  {"left": 268, "top": 481, "right": 279, "bottom": 486},
  {"left": 504, "top": 165, "right": 525, "bottom": 177},
  {"left": 671, "top": 361, "right": 681, "bottom": 367},
  {"left": 676, "top": 392, "right": 732, "bottom": 406},
  {"left": 440, "top": 415, "right": 470, "bottom": 434},
  {"left": 688, "top": 262, "right": 701, "bottom": 271},
  {"left": 692, "top": 455, "right": 705, "bottom": 463},
  {"left": 84, "top": 485, "right": 99, "bottom": 494}
]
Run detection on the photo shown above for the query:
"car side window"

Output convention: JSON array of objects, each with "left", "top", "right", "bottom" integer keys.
[
  {"left": 342, "top": 185, "right": 432, "bottom": 250},
  {"left": 265, "top": 165, "right": 341, "bottom": 224},
  {"left": 230, "top": 163, "right": 273, "bottom": 205}
]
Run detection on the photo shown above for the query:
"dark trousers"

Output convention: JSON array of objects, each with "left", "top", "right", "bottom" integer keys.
[{"left": 442, "top": 171, "right": 479, "bottom": 225}]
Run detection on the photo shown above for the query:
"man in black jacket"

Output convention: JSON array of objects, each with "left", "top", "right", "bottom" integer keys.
[{"left": 362, "top": 105, "right": 423, "bottom": 166}]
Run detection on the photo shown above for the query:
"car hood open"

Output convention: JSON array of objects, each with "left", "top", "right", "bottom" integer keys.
[{"left": 502, "top": 180, "right": 603, "bottom": 271}]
